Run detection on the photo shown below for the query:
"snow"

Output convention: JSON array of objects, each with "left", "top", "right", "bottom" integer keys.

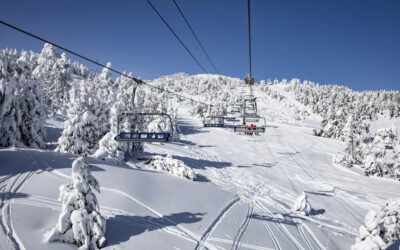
[
  {"left": 1, "top": 70, "right": 400, "bottom": 249},
  {"left": 142, "top": 154, "right": 196, "bottom": 180},
  {"left": 293, "top": 192, "right": 312, "bottom": 216}
]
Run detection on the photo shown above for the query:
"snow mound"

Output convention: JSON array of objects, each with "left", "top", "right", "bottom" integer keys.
[
  {"left": 293, "top": 192, "right": 312, "bottom": 216},
  {"left": 45, "top": 157, "right": 106, "bottom": 249},
  {"left": 352, "top": 197, "right": 400, "bottom": 250},
  {"left": 144, "top": 154, "right": 196, "bottom": 180}
]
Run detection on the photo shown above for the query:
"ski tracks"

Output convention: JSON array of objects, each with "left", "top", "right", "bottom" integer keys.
[
  {"left": 231, "top": 203, "right": 254, "bottom": 250},
  {"left": 0, "top": 150, "right": 38, "bottom": 250},
  {"left": 195, "top": 195, "right": 240, "bottom": 250}
]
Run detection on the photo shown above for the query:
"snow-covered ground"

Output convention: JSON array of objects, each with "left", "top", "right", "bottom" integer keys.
[{"left": 1, "top": 85, "right": 399, "bottom": 249}]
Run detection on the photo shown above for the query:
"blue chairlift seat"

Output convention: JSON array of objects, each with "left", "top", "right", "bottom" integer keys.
[
  {"left": 204, "top": 123, "right": 224, "bottom": 127},
  {"left": 114, "top": 110, "right": 173, "bottom": 143},
  {"left": 115, "top": 132, "right": 171, "bottom": 142},
  {"left": 224, "top": 117, "right": 239, "bottom": 122},
  {"left": 203, "top": 116, "right": 224, "bottom": 128}
]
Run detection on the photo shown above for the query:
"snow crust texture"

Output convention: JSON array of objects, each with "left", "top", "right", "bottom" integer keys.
[{"left": 45, "top": 157, "right": 106, "bottom": 249}]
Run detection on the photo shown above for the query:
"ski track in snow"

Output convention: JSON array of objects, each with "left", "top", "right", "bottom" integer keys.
[
  {"left": 231, "top": 204, "right": 254, "bottom": 250},
  {"left": 195, "top": 196, "right": 240, "bottom": 250},
  {"left": 0, "top": 150, "right": 37, "bottom": 250}
]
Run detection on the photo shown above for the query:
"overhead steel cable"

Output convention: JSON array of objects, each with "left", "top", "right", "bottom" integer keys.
[
  {"left": 144, "top": 0, "right": 208, "bottom": 74},
  {"left": 247, "top": 0, "right": 252, "bottom": 78},
  {"left": 0, "top": 20, "right": 210, "bottom": 106},
  {"left": 173, "top": 0, "right": 220, "bottom": 75}
]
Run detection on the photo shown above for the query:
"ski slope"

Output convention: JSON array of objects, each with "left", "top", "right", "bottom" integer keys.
[{"left": 0, "top": 85, "right": 399, "bottom": 249}]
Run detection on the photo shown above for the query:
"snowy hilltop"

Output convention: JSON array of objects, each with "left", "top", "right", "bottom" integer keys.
[{"left": 1, "top": 44, "right": 400, "bottom": 249}]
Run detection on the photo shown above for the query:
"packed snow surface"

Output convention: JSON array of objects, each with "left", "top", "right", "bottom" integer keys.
[{"left": 1, "top": 85, "right": 400, "bottom": 250}]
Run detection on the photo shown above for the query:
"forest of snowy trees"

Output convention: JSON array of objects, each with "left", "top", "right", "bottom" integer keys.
[
  {"left": 260, "top": 79, "right": 400, "bottom": 180},
  {"left": 0, "top": 44, "right": 178, "bottom": 162}
]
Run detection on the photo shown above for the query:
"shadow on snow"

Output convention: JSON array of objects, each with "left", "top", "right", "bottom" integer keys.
[{"left": 106, "top": 212, "right": 204, "bottom": 246}]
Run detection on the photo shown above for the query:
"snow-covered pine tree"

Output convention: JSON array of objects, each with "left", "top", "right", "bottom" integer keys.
[
  {"left": 15, "top": 51, "right": 47, "bottom": 148},
  {"left": 45, "top": 157, "right": 106, "bottom": 249},
  {"left": 363, "top": 136, "right": 387, "bottom": 177},
  {"left": 335, "top": 115, "right": 357, "bottom": 167},
  {"left": 0, "top": 77, "right": 20, "bottom": 147},
  {"left": 32, "top": 44, "right": 75, "bottom": 113},
  {"left": 91, "top": 62, "right": 114, "bottom": 138},
  {"left": 56, "top": 79, "right": 106, "bottom": 155},
  {"left": 0, "top": 49, "right": 47, "bottom": 148}
]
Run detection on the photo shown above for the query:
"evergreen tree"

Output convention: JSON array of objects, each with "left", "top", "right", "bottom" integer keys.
[
  {"left": 0, "top": 49, "right": 47, "bottom": 148},
  {"left": 56, "top": 79, "right": 105, "bottom": 155},
  {"left": 45, "top": 157, "right": 106, "bottom": 249}
]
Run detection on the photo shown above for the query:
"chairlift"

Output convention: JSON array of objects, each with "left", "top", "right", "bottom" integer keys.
[
  {"left": 234, "top": 117, "right": 266, "bottom": 135},
  {"left": 228, "top": 106, "right": 241, "bottom": 114},
  {"left": 242, "top": 97, "right": 258, "bottom": 118},
  {"left": 203, "top": 116, "right": 224, "bottom": 127},
  {"left": 203, "top": 106, "right": 224, "bottom": 127},
  {"left": 245, "top": 74, "right": 255, "bottom": 85},
  {"left": 114, "top": 111, "right": 173, "bottom": 143},
  {"left": 224, "top": 105, "right": 241, "bottom": 122}
]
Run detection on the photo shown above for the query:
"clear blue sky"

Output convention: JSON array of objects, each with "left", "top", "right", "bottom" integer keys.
[{"left": 1, "top": 0, "right": 399, "bottom": 91}]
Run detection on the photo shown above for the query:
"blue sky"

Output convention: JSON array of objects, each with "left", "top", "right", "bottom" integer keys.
[{"left": 1, "top": 0, "right": 399, "bottom": 90}]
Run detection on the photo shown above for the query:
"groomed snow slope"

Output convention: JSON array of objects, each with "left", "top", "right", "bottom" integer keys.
[{"left": 1, "top": 84, "right": 399, "bottom": 249}]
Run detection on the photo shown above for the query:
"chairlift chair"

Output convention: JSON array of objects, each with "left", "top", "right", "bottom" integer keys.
[
  {"left": 228, "top": 106, "right": 241, "bottom": 114},
  {"left": 114, "top": 111, "right": 173, "bottom": 143},
  {"left": 242, "top": 97, "right": 258, "bottom": 119},
  {"left": 203, "top": 116, "right": 224, "bottom": 127},
  {"left": 225, "top": 105, "right": 241, "bottom": 122},
  {"left": 234, "top": 117, "right": 266, "bottom": 135},
  {"left": 203, "top": 106, "right": 224, "bottom": 127},
  {"left": 245, "top": 75, "right": 255, "bottom": 85}
]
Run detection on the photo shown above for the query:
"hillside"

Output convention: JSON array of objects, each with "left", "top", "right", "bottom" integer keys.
[
  {"left": 1, "top": 45, "right": 400, "bottom": 249},
  {"left": 1, "top": 80, "right": 400, "bottom": 249}
]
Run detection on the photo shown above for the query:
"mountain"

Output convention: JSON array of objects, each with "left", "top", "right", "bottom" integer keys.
[{"left": 1, "top": 45, "right": 400, "bottom": 249}]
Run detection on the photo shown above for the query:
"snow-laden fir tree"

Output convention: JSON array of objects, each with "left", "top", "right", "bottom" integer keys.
[
  {"left": 363, "top": 135, "right": 387, "bottom": 178},
  {"left": 352, "top": 197, "right": 400, "bottom": 250},
  {"left": 46, "top": 157, "right": 106, "bottom": 249},
  {"left": 16, "top": 51, "right": 47, "bottom": 148},
  {"left": 0, "top": 77, "right": 19, "bottom": 147},
  {"left": 335, "top": 115, "right": 357, "bottom": 167},
  {"left": 0, "top": 49, "right": 47, "bottom": 148},
  {"left": 91, "top": 62, "right": 114, "bottom": 137},
  {"left": 56, "top": 79, "right": 106, "bottom": 155},
  {"left": 32, "top": 43, "right": 72, "bottom": 112},
  {"left": 376, "top": 126, "right": 397, "bottom": 149}
]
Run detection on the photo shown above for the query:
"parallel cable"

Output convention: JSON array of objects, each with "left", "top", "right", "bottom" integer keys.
[
  {"left": 0, "top": 20, "right": 210, "bottom": 106},
  {"left": 173, "top": 0, "right": 220, "bottom": 75},
  {"left": 247, "top": 0, "right": 252, "bottom": 77},
  {"left": 144, "top": 0, "right": 208, "bottom": 74}
]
